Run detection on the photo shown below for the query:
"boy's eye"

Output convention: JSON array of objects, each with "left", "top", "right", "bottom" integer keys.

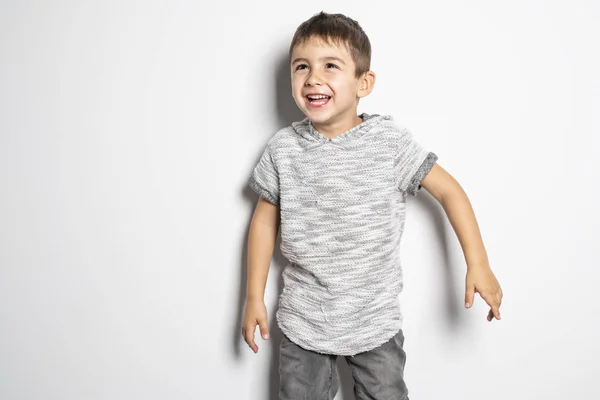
[{"left": 294, "top": 63, "right": 338, "bottom": 71}]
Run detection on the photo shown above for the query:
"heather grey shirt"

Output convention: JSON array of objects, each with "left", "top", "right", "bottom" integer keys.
[{"left": 248, "top": 113, "right": 438, "bottom": 356}]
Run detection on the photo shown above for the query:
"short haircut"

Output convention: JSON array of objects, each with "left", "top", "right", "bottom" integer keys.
[{"left": 289, "top": 11, "right": 372, "bottom": 78}]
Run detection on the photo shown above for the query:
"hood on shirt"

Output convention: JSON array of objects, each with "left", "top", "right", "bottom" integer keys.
[{"left": 291, "top": 113, "right": 393, "bottom": 151}]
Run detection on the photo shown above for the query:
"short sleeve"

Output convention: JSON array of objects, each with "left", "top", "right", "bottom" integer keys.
[
  {"left": 248, "top": 143, "right": 280, "bottom": 205},
  {"left": 393, "top": 127, "right": 438, "bottom": 196}
]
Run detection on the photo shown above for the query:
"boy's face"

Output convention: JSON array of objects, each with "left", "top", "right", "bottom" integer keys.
[{"left": 290, "top": 36, "right": 374, "bottom": 132}]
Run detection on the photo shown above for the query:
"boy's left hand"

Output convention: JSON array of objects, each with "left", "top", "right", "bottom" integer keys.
[{"left": 465, "top": 264, "right": 503, "bottom": 321}]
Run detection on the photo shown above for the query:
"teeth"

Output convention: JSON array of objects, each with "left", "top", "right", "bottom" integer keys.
[{"left": 308, "top": 94, "right": 329, "bottom": 99}]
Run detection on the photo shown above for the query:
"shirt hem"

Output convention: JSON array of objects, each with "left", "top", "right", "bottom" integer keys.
[{"left": 277, "top": 317, "right": 403, "bottom": 357}]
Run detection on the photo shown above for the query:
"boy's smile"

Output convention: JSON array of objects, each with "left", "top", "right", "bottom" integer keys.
[
  {"left": 305, "top": 94, "right": 331, "bottom": 108},
  {"left": 290, "top": 36, "right": 375, "bottom": 139}
]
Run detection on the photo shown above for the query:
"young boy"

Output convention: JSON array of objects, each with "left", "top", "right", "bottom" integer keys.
[{"left": 243, "top": 11, "right": 502, "bottom": 399}]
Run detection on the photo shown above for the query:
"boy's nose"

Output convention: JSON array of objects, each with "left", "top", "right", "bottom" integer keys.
[{"left": 306, "top": 73, "right": 323, "bottom": 86}]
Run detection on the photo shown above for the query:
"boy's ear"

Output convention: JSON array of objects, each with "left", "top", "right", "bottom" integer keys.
[{"left": 358, "top": 70, "right": 376, "bottom": 98}]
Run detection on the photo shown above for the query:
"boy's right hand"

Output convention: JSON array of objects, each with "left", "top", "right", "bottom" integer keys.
[{"left": 242, "top": 299, "right": 269, "bottom": 353}]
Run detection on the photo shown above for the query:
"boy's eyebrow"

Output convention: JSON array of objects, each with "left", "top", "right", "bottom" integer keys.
[{"left": 291, "top": 56, "right": 346, "bottom": 65}]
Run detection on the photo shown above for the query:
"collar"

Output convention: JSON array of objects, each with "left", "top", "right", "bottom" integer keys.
[{"left": 292, "top": 113, "right": 392, "bottom": 152}]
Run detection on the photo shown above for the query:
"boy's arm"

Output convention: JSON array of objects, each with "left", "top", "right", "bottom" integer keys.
[
  {"left": 247, "top": 197, "right": 280, "bottom": 301},
  {"left": 420, "top": 163, "right": 503, "bottom": 321},
  {"left": 243, "top": 196, "right": 280, "bottom": 352}
]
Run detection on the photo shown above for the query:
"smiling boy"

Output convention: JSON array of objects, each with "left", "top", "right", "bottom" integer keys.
[{"left": 243, "top": 11, "right": 502, "bottom": 399}]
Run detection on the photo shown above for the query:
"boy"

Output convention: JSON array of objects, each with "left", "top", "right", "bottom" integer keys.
[{"left": 243, "top": 11, "right": 502, "bottom": 399}]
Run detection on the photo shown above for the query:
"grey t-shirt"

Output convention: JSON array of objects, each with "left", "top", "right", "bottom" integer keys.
[{"left": 248, "top": 113, "right": 438, "bottom": 356}]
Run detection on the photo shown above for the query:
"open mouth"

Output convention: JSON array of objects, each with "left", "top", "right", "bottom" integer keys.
[{"left": 305, "top": 94, "right": 331, "bottom": 107}]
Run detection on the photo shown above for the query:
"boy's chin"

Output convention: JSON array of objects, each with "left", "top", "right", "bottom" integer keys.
[
  {"left": 304, "top": 114, "right": 328, "bottom": 124},
  {"left": 302, "top": 110, "right": 331, "bottom": 122}
]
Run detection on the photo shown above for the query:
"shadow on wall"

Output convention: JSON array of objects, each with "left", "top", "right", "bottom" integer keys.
[
  {"left": 274, "top": 53, "right": 305, "bottom": 128},
  {"left": 417, "top": 190, "right": 466, "bottom": 332}
]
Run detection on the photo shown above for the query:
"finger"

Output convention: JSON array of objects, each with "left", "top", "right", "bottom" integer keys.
[
  {"left": 244, "top": 324, "right": 258, "bottom": 353},
  {"left": 486, "top": 292, "right": 502, "bottom": 319},
  {"left": 258, "top": 318, "right": 270, "bottom": 340},
  {"left": 492, "top": 304, "right": 501, "bottom": 320},
  {"left": 487, "top": 308, "right": 494, "bottom": 322},
  {"left": 465, "top": 283, "right": 475, "bottom": 308},
  {"left": 478, "top": 292, "right": 500, "bottom": 320}
]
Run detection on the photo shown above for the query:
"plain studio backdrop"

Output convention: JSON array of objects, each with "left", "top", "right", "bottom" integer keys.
[{"left": 1, "top": 1, "right": 598, "bottom": 399}]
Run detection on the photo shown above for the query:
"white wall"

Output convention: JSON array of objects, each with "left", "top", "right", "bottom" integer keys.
[{"left": 1, "top": 1, "right": 598, "bottom": 399}]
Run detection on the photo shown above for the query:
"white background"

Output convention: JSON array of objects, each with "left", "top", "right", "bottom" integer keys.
[{"left": 1, "top": 1, "right": 599, "bottom": 399}]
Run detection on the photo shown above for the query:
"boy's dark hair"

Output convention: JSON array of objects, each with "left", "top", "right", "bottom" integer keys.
[{"left": 289, "top": 11, "right": 371, "bottom": 78}]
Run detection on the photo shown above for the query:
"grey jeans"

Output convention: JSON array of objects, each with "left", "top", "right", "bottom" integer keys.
[{"left": 279, "top": 329, "right": 409, "bottom": 400}]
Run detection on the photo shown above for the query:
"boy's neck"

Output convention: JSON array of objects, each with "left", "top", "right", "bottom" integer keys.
[{"left": 312, "top": 114, "right": 364, "bottom": 140}]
